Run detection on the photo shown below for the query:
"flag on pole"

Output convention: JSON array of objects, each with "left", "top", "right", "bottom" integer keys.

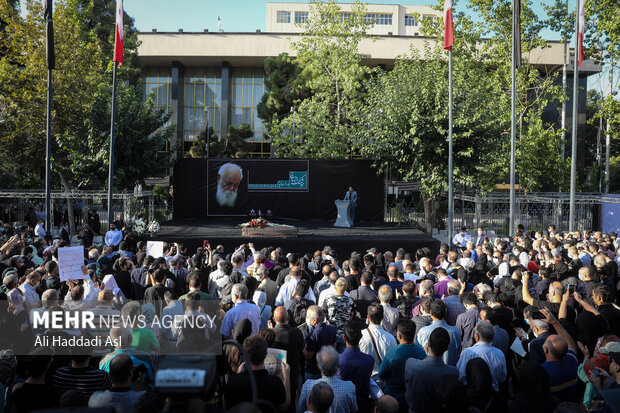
[
  {"left": 513, "top": 0, "right": 521, "bottom": 69},
  {"left": 113, "top": 0, "right": 123, "bottom": 65},
  {"left": 44, "top": 0, "right": 54, "bottom": 69},
  {"left": 577, "top": 0, "right": 585, "bottom": 67},
  {"left": 444, "top": 0, "right": 454, "bottom": 51}
]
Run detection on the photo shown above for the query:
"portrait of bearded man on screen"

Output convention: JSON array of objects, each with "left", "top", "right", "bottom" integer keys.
[{"left": 216, "top": 162, "right": 243, "bottom": 208}]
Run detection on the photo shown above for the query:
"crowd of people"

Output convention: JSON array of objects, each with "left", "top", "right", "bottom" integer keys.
[{"left": 0, "top": 218, "right": 619, "bottom": 413}]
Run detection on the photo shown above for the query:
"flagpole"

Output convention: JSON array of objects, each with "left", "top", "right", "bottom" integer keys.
[
  {"left": 107, "top": 62, "right": 118, "bottom": 228},
  {"left": 45, "top": 67, "right": 52, "bottom": 233},
  {"left": 44, "top": 0, "right": 54, "bottom": 235},
  {"left": 448, "top": 49, "right": 454, "bottom": 245},
  {"left": 509, "top": 0, "right": 517, "bottom": 238},
  {"left": 605, "top": 61, "right": 612, "bottom": 194},
  {"left": 569, "top": 1, "right": 580, "bottom": 232}
]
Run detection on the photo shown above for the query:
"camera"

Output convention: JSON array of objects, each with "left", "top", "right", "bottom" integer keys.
[{"left": 154, "top": 355, "right": 217, "bottom": 399}]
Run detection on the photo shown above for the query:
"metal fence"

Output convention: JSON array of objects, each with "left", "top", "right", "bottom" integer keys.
[
  {"left": 0, "top": 189, "right": 172, "bottom": 233},
  {"left": 385, "top": 190, "right": 620, "bottom": 237}
]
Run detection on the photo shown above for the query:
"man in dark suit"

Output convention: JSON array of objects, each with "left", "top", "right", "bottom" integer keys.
[
  {"left": 475, "top": 227, "right": 489, "bottom": 246},
  {"left": 272, "top": 306, "right": 305, "bottom": 413},
  {"left": 404, "top": 327, "right": 458, "bottom": 413},
  {"left": 455, "top": 292, "right": 480, "bottom": 349},
  {"left": 350, "top": 272, "right": 379, "bottom": 320},
  {"left": 527, "top": 319, "right": 552, "bottom": 364}
]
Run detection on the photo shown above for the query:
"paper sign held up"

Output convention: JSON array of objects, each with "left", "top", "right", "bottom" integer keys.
[
  {"left": 146, "top": 241, "right": 164, "bottom": 258},
  {"left": 58, "top": 246, "right": 85, "bottom": 281}
]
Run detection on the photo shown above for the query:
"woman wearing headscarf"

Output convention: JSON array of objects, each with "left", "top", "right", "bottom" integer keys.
[
  {"left": 102, "top": 274, "right": 128, "bottom": 308},
  {"left": 226, "top": 318, "right": 253, "bottom": 374},
  {"left": 508, "top": 361, "right": 559, "bottom": 413},
  {"left": 471, "top": 253, "right": 492, "bottom": 286},
  {"left": 28, "top": 245, "right": 44, "bottom": 267},
  {"left": 140, "top": 302, "right": 161, "bottom": 341},
  {"left": 465, "top": 358, "right": 505, "bottom": 413},
  {"left": 253, "top": 290, "right": 271, "bottom": 330}
]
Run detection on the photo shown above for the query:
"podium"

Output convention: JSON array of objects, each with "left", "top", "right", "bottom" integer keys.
[{"left": 334, "top": 200, "right": 353, "bottom": 228}]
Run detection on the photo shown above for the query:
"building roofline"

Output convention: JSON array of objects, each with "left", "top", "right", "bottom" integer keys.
[{"left": 136, "top": 30, "right": 573, "bottom": 44}]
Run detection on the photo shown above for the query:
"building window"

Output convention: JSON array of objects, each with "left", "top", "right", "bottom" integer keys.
[
  {"left": 341, "top": 12, "right": 352, "bottom": 22},
  {"left": 276, "top": 11, "right": 291, "bottom": 23},
  {"left": 294, "top": 11, "right": 308, "bottom": 24},
  {"left": 141, "top": 67, "right": 172, "bottom": 151},
  {"left": 404, "top": 15, "right": 417, "bottom": 26},
  {"left": 183, "top": 68, "right": 221, "bottom": 150},
  {"left": 365, "top": 13, "right": 392, "bottom": 25},
  {"left": 231, "top": 68, "right": 269, "bottom": 157}
]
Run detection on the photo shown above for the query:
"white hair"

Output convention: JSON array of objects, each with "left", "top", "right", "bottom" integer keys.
[{"left": 218, "top": 162, "right": 243, "bottom": 181}]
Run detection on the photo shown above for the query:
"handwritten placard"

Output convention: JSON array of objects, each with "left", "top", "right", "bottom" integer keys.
[
  {"left": 58, "top": 246, "right": 85, "bottom": 281},
  {"left": 146, "top": 241, "right": 164, "bottom": 258}
]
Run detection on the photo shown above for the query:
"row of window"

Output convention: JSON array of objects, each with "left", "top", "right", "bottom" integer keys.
[
  {"left": 276, "top": 10, "right": 420, "bottom": 26},
  {"left": 141, "top": 68, "right": 270, "bottom": 157}
]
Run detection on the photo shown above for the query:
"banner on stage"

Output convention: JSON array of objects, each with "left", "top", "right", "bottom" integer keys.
[
  {"left": 58, "top": 246, "right": 85, "bottom": 281},
  {"left": 146, "top": 241, "right": 164, "bottom": 258}
]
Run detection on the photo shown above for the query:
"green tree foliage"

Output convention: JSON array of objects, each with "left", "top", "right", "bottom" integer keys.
[
  {"left": 271, "top": 0, "right": 373, "bottom": 158},
  {"left": 188, "top": 127, "right": 218, "bottom": 158},
  {"left": 58, "top": 83, "right": 173, "bottom": 189},
  {"left": 0, "top": 0, "right": 171, "bottom": 192},
  {"left": 362, "top": 47, "right": 505, "bottom": 233},
  {"left": 210, "top": 124, "right": 252, "bottom": 158},
  {"left": 257, "top": 53, "right": 311, "bottom": 133}
]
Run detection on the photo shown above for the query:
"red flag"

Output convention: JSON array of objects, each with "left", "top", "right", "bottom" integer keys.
[
  {"left": 444, "top": 0, "right": 454, "bottom": 51},
  {"left": 577, "top": 0, "right": 584, "bottom": 67},
  {"left": 113, "top": 0, "right": 123, "bottom": 65}
]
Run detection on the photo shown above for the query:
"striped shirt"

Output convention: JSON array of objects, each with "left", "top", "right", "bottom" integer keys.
[{"left": 52, "top": 366, "right": 111, "bottom": 397}]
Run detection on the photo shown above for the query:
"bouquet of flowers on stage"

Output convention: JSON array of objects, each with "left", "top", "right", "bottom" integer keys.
[
  {"left": 240, "top": 218, "right": 294, "bottom": 229},
  {"left": 241, "top": 217, "right": 270, "bottom": 228},
  {"left": 130, "top": 217, "right": 148, "bottom": 235},
  {"left": 147, "top": 220, "right": 161, "bottom": 234}
]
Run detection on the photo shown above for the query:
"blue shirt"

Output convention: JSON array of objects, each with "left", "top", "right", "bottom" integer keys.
[
  {"left": 305, "top": 323, "right": 336, "bottom": 376},
  {"left": 443, "top": 295, "right": 465, "bottom": 325},
  {"left": 105, "top": 229, "right": 123, "bottom": 247},
  {"left": 378, "top": 343, "right": 426, "bottom": 405},
  {"left": 415, "top": 320, "right": 461, "bottom": 366},
  {"left": 338, "top": 347, "right": 374, "bottom": 401},
  {"left": 220, "top": 300, "right": 261, "bottom": 337},
  {"left": 457, "top": 342, "right": 507, "bottom": 391},
  {"left": 297, "top": 376, "right": 357, "bottom": 413},
  {"left": 543, "top": 349, "right": 578, "bottom": 402}
]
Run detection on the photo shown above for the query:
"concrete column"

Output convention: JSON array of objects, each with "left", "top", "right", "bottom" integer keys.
[
  {"left": 220, "top": 62, "right": 231, "bottom": 141},
  {"left": 171, "top": 61, "right": 185, "bottom": 158}
]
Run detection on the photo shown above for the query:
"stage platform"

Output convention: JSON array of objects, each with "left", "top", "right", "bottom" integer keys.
[{"left": 153, "top": 218, "right": 440, "bottom": 258}]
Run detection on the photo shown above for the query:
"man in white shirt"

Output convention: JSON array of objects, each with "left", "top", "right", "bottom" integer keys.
[
  {"left": 104, "top": 221, "right": 123, "bottom": 248},
  {"left": 19, "top": 271, "right": 42, "bottom": 310},
  {"left": 275, "top": 267, "right": 316, "bottom": 306},
  {"left": 34, "top": 219, "right": 46, "bottom": 239},
  {"left": 452, "top": 227, "right": 472, "bottom": 251},
  {"left": 359, "top": 303, "right": 397, "bottom": 376}
]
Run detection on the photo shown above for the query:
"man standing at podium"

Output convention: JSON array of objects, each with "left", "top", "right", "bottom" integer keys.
[{"left": 344, "top": 186, "right": 358, "bottom": 225}]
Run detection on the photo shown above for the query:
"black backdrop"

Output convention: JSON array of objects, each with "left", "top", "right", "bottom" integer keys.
[{"left": 173, "top": 158, "right": 384, "bottom": 222}]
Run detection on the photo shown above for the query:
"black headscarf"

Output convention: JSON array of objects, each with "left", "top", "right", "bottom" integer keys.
[
  {"left": 509, "top": 361, "right": 559, "bottom": 413},
  {"left": 466, "top": 358, "right": 493, "bottom": 410}
]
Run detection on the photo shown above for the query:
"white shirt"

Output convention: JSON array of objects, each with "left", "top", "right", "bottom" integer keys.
[
  {"left": 359, "top": 324, "right": 397, "bottom": 376},
  {"left": 318, "top": 285, "right": 350, "bottom": 307},
  {"left": 35, "top": 223, "right": 46, "bottom": 238},
  {"left": 452, "top": 232, "right": 472, "bottom": 247},
  {"left": 274, "top": 278, "right": 316, "bottom": 306},
  {"left": 18, "top": 282, "right": 40, "bottom": 308}
]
